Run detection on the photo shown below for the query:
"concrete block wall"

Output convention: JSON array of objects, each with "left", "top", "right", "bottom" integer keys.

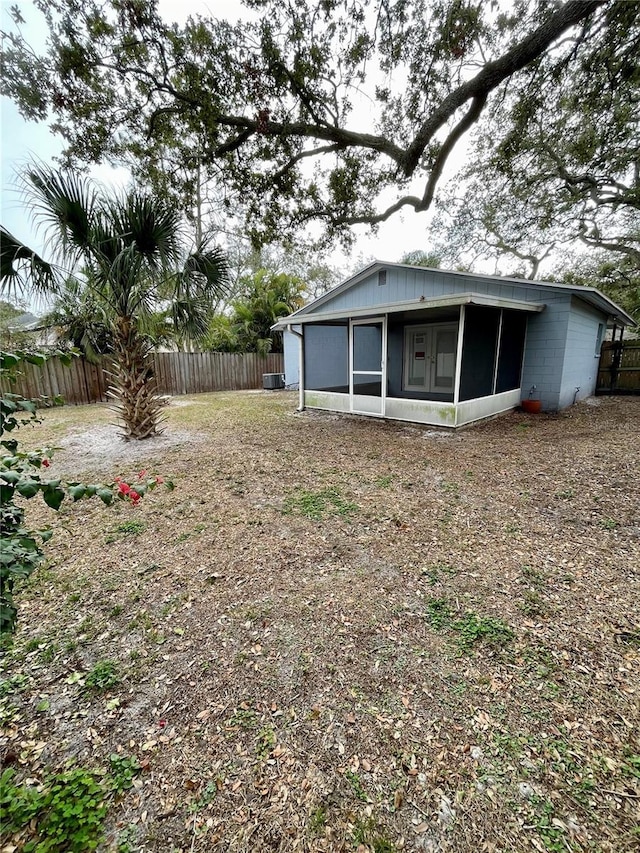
[
  {"left": 520, "top": 297, "right": 571, "bottom": 411},
  {"left": 558, "top": 298, "right": 603, "bottom": 408}
]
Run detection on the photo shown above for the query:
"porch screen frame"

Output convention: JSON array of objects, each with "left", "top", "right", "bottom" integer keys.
[{"left": 349, "top": 316, "right": 387, "bottom": 416}]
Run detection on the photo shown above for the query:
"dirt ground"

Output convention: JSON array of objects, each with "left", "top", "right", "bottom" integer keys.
[{"left": 1, "top": 392, "right": 639, "bottom": 852}]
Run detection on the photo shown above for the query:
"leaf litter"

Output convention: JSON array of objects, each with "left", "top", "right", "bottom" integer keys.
[{"left": 1, "top": 392, "right": 638, "bottom": 852}]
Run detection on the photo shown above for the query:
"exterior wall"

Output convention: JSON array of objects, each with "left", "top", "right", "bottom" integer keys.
[
  {"left": 520, "top": 298, "right": 571, "bottom": 411},
  {"left": 283, "top": 329, "right": 300, "bottom": 387},
  {"left": 558, "top": 298, "right": 604, "bottom": 408}
]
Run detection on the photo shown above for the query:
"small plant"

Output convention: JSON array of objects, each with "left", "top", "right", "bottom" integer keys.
[
  {"left": 452, "top": 612, "right": 514, "bottom": 651},
  {"left": 109, "top": 754, "right": 141, "bottom": 794},
  {"left": 0, "top": 766, "right": 108, "bottom": 852},
  {"left": 425, "top": 597, "right": 452, "bottom": 629},
  {"left": 188, "top": 780, "right": 218, "bottom": 813},
  {"left": 345, "top": 770, "right": 368, "bottom": 802},
  {"left": 421, "top": 563, "right": 457, "bottom": 586},
  {"left": 556, "top": 488, "right": 574, "bottom": 500},
  {"left": 256, "top": 725, "right": 276, "bottom": 758},
  {"left": 351, "top": 816, "right": 395, "bottom": 852},
  {"left": 227, "top": 708, "right": 258, "bottom": 729},
  {"left": 0, "top": 672, "right": 29, "bottom": 696},
  {"left": 309, "top": 805, "right": 327, "bottom": 835},
  {"left": 114, "top": 519, "right": 146, "bottom": 536},
  {"left": 84, "top": 660, "right": 120, "bottom": 692},
  {"left": 283, "top": 487, "right": 357, "bottom": 520},
  {"left": 518, "top": 590, "right": 547, "bottom": 617},
  {"left": 600, "top": 517, "right": 618, "bottom": 530},
  {"left": 375, "top": 475, "right": 394, "bottom": 488}
]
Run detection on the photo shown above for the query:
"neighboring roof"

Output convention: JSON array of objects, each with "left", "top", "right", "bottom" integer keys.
[
  {"left": 9, "top": 312, "right": 40, "bottom": 329},
  {"left": 275, "top": 261, "right": 636, "bottom": 328}
]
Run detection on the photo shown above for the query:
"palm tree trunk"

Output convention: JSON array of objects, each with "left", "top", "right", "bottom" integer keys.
[{"left": 107, "top": 316, "right": 164, "bottom": 440}]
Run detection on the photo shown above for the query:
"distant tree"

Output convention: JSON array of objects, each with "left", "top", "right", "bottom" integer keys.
[
  {"left": 204, "top": 269, "right": 306, "bottom": 355},
  {"left": 40, "top": 277, "right": 112, "bottom": 360},
  {"left": 431, "top": 2, "right": 639, "bottom": 280},
  {"left": 399, "top": 250, "right": 443, "bottom": 269},
  {"left": 553, "top": 253, "right": 640, "bottom": 325},
  {"left": 1, "top": 165, "right": 229, "bottom": 439},
  {"left": 0, "top": 299, "right": 36, "bottom": 349}
]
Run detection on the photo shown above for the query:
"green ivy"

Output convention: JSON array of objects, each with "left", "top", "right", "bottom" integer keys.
[
  {"left": 0, "top": 767, "right": 107, "bottom": 852},
  {"left": 0, "top": 754, "right": 142, "bottom": 852}
]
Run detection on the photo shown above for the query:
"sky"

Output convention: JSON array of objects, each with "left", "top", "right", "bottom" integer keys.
[{"left": 0, "top": 0, "right": 464, "bottom": 299}]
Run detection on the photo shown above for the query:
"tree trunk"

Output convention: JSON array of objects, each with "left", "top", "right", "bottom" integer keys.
[{"left": 107, "top": 316, "right": 164, "bottom": 440}]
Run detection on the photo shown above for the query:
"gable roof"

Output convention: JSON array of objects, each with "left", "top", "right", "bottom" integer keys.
[{"left": 278, "top": 261, "right": 635, "bottom": 327}]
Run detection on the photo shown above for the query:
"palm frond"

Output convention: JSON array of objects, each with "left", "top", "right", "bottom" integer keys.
[
  {"left": 182, "top": 242, "right": 230, "bottom": 299},
  {"left": 0, "top": 225, "right": 56, "bottom": 297},
  {"left": 23, "top": 164, "right": 98, "bottom": 264},
  {"left": 109, "top": 192, "right": 182, "bottom": 270}
]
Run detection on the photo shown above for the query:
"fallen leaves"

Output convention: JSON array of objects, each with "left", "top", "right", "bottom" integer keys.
[{"left": 2, "top": 394, "right": 638, "bottom": 853}]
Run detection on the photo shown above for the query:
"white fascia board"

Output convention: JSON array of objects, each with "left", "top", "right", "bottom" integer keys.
[{"left": 273, "top": 293, "right": 545, "bottom": 328}]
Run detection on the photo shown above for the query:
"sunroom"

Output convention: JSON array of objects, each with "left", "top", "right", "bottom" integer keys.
[
  {"left": 276, "top": 262, "right": 633, "bottom": 427},
  {"left": 280, "top": 297, "right": 540, "bottom": 428}
]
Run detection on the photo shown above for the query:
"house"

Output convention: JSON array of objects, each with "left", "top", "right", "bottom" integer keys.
[{"left": 274, "top": 262, "right": 635, "bottom": 428}]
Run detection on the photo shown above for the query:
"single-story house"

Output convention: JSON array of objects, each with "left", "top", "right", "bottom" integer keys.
[{"left": 274, "top": 261, "right": 635, "bottom": 428}]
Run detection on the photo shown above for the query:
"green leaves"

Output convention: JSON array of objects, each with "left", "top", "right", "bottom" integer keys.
[
  {"left": 0, "top": 349, "right": 173, "bottom": 634},
  {"left": 42, "top": 484, "right": 65, "bottom": 511}
]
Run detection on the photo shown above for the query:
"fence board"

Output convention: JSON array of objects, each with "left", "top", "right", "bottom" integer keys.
[
  {"left": 597, "top": 340, "right": 640, "bottom": 395},
  {"left": 1, "top": 351, "right": 285, "bottom": 404}
]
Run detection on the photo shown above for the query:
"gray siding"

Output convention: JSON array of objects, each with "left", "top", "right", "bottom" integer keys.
[
  {"left": 520, "top": 297, "right": 571, "bottom": 411},
  {"left": 558, "top": 298, "right": 603, "bottom": 408},
  {"left": 304, "top": 267, "right": 553, "bottom": 315}
]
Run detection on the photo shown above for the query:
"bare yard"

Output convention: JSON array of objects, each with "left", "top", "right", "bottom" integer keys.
[{"left": 1, "top": 392, "right": 639, "bottom": 852}]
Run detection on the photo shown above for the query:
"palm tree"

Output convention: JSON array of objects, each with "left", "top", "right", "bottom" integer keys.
[{"left": 1, "top": 165, "right": 228, "bottom": 439}]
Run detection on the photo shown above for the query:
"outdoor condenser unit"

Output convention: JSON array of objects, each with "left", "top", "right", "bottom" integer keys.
[{"left": 263, "top": 373, "right": 285, "bottom": 390}]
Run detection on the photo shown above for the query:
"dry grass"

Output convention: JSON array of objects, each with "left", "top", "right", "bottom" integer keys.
[{"left": 1, "top": 392, "right": 639, "bottom": 853}]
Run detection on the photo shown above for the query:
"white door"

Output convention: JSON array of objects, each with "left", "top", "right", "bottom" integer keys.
[
  {"left": 404, "top": 323, "right": 457, "bottom": 394},
  {"left": 350, "top": 318, "right": 386, "bottom": 415}
]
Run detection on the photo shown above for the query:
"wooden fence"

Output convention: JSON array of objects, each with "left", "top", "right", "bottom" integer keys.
[
  {"left": 596, "top": 340, "right": 640, "bottom": 395},
  {"left": 2, "top": 351, "right": 285, "bottom": 405}
]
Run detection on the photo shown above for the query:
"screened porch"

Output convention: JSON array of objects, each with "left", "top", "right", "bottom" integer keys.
[{"left": 297, "top": 302, "right": 538, "bottom": 428}]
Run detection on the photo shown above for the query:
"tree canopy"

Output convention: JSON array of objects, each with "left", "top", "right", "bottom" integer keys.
[
  {"left": 3, "top": 0, "right": 628, "bottom": 250},
  {"left": 204, "top": 268, "right": 306, "bottom": 354},
  {"left": 431, "top": 1, "right": 639, "bottom": 278}
]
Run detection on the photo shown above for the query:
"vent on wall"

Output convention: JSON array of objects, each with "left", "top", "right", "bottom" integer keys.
[{"left": 378, "top": 269, "right": 387, "bottom": 286}]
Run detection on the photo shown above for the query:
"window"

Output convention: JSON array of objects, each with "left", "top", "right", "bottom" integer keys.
[
  {"left": 595, "top": 323, "right": 605, "bottom": 357},
  {"left": 378, "top": 269, "right": 387, "bottom": 286}
]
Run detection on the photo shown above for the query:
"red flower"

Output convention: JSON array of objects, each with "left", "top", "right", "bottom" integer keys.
[
  {"left": 155, "top": 476, "right": 164, "bottom": 485},
  {"left": 118, "top": 482, "right": 131, "bottom": 495},
  {"left": 42, "top": 459, "right": 50, "bottom": 468},
  {"left": 158, "top": 719, "right": 167, "bottom": 728},
  {"left": 138, "top": 470, "right": 147, "bottom": 479},
  {"left": 129, "top": 489, "right": 141, "bottom": 505}
]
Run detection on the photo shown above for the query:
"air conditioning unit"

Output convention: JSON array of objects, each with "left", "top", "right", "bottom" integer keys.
[{"left": 263, "top": 373, "right": 285, "bottom": 390}]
